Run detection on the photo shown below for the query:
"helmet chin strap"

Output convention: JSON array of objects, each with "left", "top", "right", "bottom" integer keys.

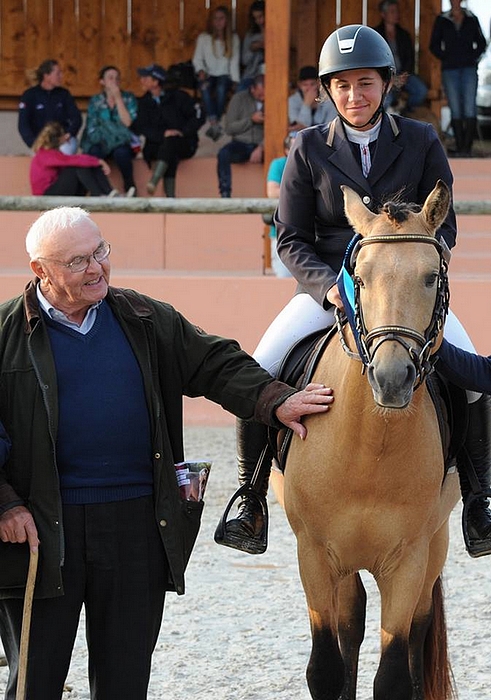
[{"left": 326, "top": 82, "right": 391, "bottom": 130}]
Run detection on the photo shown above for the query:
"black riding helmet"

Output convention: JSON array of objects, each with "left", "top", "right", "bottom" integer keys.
[{"left": 318, "top": 24, "right": 396, "bottom": 129}]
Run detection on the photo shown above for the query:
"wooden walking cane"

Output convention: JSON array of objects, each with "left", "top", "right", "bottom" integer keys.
[{"left": 15, "top": 548, "right": 38, "bottom": 700}]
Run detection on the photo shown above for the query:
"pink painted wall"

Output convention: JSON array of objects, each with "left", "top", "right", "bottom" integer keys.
[{"left": 0, "top": 157, "right": 490, "bottom": 425}]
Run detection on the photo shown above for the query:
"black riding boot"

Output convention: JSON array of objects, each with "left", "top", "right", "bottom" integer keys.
[
  {"left": 458, "top": 394, "right": 491, "bottom": 557},
  {"left": 462, "top": 117, "right": 477, "bottom": 156},
  {"left": 449, "top": 119, "right": 465, "bottom": 156},
  {"left": 146, "top": 160, "right": 168, "bottom": 195},
  {"left": 163, "top": 176, "right": 176, "bottom": 198},
  {"left": 220, "top": 418, "right": 271, "bottom": 553}
]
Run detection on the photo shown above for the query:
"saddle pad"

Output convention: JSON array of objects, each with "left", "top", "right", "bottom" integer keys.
[{"left": 276, "top": 326, "right": 336, "bottom": 389}]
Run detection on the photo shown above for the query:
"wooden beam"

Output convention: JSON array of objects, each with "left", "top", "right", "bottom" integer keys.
[
  {"left": 0, "top": 196, "right": 489, "bottom": 216},
  {"left": 292, "top": 0, "right": 318, "bottom": 73},
  {"left": 420, "top": 0, "right": 445, "bottom": 121},
  {"left": 264, "top": 0, "right": 291, "bottom": 171},
  {"left": 0, "top": 196, "right": 279, "bottom": 214},
  {"left": 264, "top": 0, "right": 291, "bottom": 271}
]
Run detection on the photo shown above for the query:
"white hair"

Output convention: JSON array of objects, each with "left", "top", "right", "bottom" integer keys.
[{"left": 25, "top": 206, "right": 100, "bottom": 260}]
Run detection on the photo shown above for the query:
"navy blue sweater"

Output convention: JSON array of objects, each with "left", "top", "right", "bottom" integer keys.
[{"left": 45, "top": 301, "right": 153, "bottom": 504}]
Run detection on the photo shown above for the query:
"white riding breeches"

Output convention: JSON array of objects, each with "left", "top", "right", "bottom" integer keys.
[{"left": 253, "top": 292, "right": 479, "bottom": 402}]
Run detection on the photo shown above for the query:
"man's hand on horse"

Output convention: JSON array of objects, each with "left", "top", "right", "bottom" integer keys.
[{"left": 275, "top": 383, "right": 334, "bottom": 440}]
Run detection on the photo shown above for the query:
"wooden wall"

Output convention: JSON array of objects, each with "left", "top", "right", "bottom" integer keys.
[
  {"left": 0, "top": 0, "right": 252, "bottom": 100},
  {"left": 288, "top": 0, "right": 442, "bottom": 103},
  {"left": 0, "top": 0, "right": 442, "bottom": 101},
  {"left": 0, "top": 0, "right": 444, "bottom": 172}
]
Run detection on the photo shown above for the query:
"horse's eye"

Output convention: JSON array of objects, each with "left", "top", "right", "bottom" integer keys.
[
  {"left": 354, "top": 275, "right": 364, "bottom": 288},
  {"left": 425, "top": 273, "right": 438, "bottom": 287}
]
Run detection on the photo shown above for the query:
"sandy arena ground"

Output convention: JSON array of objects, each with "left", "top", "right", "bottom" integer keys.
[{"left": 1, "top": 425, "right": 490, "bottom": 699}]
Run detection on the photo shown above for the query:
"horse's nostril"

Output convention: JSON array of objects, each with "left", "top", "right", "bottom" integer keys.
[{"left": 406, "top": 362, "right": 417, "bottom": 385}]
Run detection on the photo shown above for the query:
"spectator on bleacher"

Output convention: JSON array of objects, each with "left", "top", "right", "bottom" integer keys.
[
  {"left": 80, "top": 66, "right": 138, "bottom": 197},
  {"left": 373, "top": 0, "right": 428, "bottom": 115},
  {"left": 30, "top": 122, "right": 117, "bottom": 197},
  {"left": 18, "top": 59, "right": 82, "bottom": 155},
  {"left": 192, "top": 5, "right": 240, "bottom": 142},
  {"left": 132, "top": 64, "right": 202, "bottom": 197},
  {"left": 288, "top": 66, "right": 336, "bottom": 131},
  {"left": 430, "top": 0, "right": 486, "bottom": 157},
  {"left": 266, "top": 132, "right": 295, "bottom": 278},
  {"left": 217, "top": 74, "right": 264, "bottom": 198},
  {"left": 238, "top": 1, "right": 265, "bottom": 91}
]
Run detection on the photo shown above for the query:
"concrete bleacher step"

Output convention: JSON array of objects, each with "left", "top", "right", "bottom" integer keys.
[
  {"left": 0, "top": 155, "right": 264, "bottom": 198},
  {"left": 0, "top": 156, "right": 490, "bottom": 424}
]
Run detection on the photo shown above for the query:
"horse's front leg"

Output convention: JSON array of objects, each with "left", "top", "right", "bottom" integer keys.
[
  {"left": 338, "top": 573, "right": 367, "bottom": 700},
  {"left": 374, "top": 552, "right": 428, "bottom": 700},
  {"left": 297, "top": 539, "right": 345, "bottom": 700}
]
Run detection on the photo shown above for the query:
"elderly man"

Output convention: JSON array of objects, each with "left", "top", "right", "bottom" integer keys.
[{"left": 0, "top": 207, "right": 333, "bottom": 699}]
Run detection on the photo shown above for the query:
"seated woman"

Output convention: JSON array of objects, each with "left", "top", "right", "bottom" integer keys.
[
  {"left": 192, "top": 5, "right": 240, "bottom": 141},
  {"left": 30, "top": 122, "right": 116, "bottom": 196},
  {"left": 238, "top": 1, "right": 265, "bottom": 91},
  {"left": 81, "top": 65, "right": 138, "bottom": 197}
]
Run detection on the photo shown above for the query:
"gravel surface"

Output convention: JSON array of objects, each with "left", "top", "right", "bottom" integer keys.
[{"left": 1, "top": 425, "right": 490, "bottom": 699}]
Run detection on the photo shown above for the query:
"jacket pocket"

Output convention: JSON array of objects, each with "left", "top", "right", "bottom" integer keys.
[
  {"left": 180, "top": 499, "right": 204, "bottom": 569},
  {"left": 0, "top": 541, "right": 30, "bottom": 592}
]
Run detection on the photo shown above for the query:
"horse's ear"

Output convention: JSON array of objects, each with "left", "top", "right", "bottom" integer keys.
[
  {"left": 421, "top": 180, "right": 450, "bottom": 235},
  {"left": 341, "top": 185, "right": 376, "bottom": 236}
]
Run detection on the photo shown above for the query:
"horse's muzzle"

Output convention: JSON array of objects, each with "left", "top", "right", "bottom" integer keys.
[{"left": 367, "top": 359, "right": 417, "bottom": 409}]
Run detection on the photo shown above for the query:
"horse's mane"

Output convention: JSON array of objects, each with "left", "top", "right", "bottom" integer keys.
[{"left": 379, "top": 191, "right": 422, "bottom": 225}]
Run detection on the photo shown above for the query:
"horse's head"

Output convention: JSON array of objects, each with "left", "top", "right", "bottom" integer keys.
[{"left": 341, "top": 180, "right": 450, "bottom": 409}]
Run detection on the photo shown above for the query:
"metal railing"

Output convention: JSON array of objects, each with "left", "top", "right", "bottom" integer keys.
[
  {"left": 0, "top": 196, "right": 276, "bottom": 214},
  {"left": 0, "top": 196, "right": 490, "bottom": 215}
]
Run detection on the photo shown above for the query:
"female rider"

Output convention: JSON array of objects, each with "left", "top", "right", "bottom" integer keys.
[{"left": 223, "top": 25, "right": 491, "bottom": 558}]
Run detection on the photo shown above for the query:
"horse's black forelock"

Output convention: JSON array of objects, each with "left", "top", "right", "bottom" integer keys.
[{"left": 380, "top": 193, "right": 422, "bottom": 225}]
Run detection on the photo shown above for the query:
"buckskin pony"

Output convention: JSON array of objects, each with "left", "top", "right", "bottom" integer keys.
[{"left": 276, "top": 180, "right": 459, "bottom": 700}]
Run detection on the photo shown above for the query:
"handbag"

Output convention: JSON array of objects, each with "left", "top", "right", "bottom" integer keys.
[{"left": 81, "top": 117, "right": 133, "bottom": 157}]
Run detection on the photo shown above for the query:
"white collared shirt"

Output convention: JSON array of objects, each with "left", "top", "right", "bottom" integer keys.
[{"left": 36, "top": 284, "right": 102, "bottom": 335}]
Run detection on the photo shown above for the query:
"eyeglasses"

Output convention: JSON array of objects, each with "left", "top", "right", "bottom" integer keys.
[{"left": 39, "top": 240, "right": 111, "bottom": 273}]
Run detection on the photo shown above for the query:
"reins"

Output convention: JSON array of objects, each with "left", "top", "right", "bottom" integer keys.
[{"left": 337, "top": 234, "right": 450, "bottom": 389}]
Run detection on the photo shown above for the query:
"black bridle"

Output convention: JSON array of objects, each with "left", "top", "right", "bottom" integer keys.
[{"left": 336, "top": 234, "right": 450, "bottom": 389}]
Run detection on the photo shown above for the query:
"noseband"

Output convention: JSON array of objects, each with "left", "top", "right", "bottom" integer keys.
[{"left": 338, "top": 234, "right": 450, "bottom": 389}]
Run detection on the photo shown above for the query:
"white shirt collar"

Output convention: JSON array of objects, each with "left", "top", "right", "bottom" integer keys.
[
  {"left": 344, "top": 121, "right": 381, "bottom": 145},
  {"left": 36, "top": 283, "right": 102, "bottom": 334}
]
